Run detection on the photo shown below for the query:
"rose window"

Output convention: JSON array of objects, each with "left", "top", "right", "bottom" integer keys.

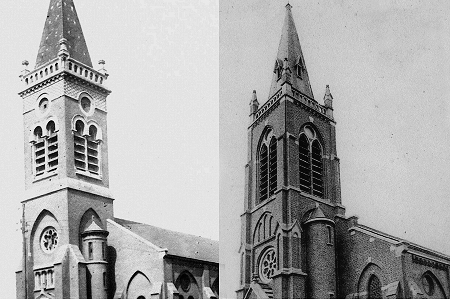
[
  {"left": 40, "top": 227, "right": 59, "bottom": 253},
  {"left": 259, "top": 249, "right": 277, "bottom": 283}
]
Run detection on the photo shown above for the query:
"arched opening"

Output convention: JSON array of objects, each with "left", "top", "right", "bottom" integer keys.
[
  {"left": 175, "top": 271, "right": 200, "bottom": 299},
  {"left": 368, "top": 275, "right": 382, "bottom": 299},
  {"left": 258, "top": 129, "right": 277, "bottom": 202},
  {"left": 298, "top": 125, "right": 324, "bottom": 198},
  {"left": 126, "top": 271, "right": 151, "bottom": 299}
]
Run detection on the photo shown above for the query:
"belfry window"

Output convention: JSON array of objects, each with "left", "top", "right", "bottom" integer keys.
[
  {"left": 73, "top": 120, "right": 101, "bottom": 175},
  {"left": 32, "top": 120, "right": 58, "bottom": 177},
  {"left": 259, "top": 130, "right": 277, "bottom": 201},
  {"left": 298, "top": 125, "right": 324, "bottom": 197}
]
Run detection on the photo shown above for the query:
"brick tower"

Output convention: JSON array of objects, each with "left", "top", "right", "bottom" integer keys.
[
  {"left": 236, "top": 4, "right": 345, "bottom": 299},
  {"left": 16, "top": 0, "right": 113, "bottom": 298}
]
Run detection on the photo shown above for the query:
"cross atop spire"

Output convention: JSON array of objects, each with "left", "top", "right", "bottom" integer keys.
[
  {"left": 269, "top": 4, "right": 314, "bottom": 100},
  {"left": 35, "top": 0, "right": 92, "bottom": 69}
]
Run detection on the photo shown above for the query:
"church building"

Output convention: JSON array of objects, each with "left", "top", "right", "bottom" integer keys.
[
  {"left": 237, "top": 4, "right": 450, "bottom": 299},
  {"left": 15, "top": 1, "right": 219, "bottom": 298}
]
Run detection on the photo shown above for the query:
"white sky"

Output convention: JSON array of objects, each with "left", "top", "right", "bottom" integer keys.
[
  {"left": 220, "top": 0, "right": 450, "bottom": 298},
  {"left": 0, "top": 0, "right": 218, "bottom": 297}
]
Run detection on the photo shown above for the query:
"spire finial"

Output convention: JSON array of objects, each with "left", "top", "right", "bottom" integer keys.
[
  {"left": 97, "top": 60, "right": 109, "bottom": 79},
  {"left": 19, "top": 60, "right": 30, "bottom": 81},
  {"left": 324, "top": 85, "right": 334, "bottom": 118},
  {"left": 249, "top": 90, "right": 260, "bottom": 118}
]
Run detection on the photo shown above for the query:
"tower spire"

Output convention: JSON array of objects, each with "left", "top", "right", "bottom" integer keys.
[
  {"left": 35, "top": 0, "right": 92, "bottom": 69},
  {"left": 269, "top": 4, "right": 314, "bottom": 100}
]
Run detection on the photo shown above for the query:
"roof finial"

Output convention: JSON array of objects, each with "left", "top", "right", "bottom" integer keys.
[{"left": 19, "top": 60, "right": 30, "bottom": 81}]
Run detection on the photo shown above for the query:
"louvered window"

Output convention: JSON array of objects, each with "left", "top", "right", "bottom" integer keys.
[
  {"left": 298, "top": 126, "right": 324, "bottom": 197},
  {"left": 259, "top": 131, "right": 277, "bottom": 202},
  {"left": 34, "top": 127, "right": 45, "bottom": 176},
  {"left": 33, "top": 121, "right": 58, "bottom": 177},
  {"left": 299, "top": 135, "right": 311, "bottom": 193},
  {"left": 259, "top": 145, "right": 268, "bottom": 201},
  {"left": 74, "top": 120, "right": 100, "bottom": 175},
  {"left": 47, "top": 121, "right": 58, "bottom": 171},
  {"left": 74, "top": 120, "right": 86, "bottom": 171},
  {"left": 311, "top": 140, "right": 324, "bottom": 197},
  {"left": 268, "top": 138, "right": 277, "bottom": 195}
]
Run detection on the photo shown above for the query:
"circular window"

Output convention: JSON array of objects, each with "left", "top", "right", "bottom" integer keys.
[
  {"left": 422, "top": 274, "right": 434, "bottom": 295},
  {"left": 259, "top": 248, "right": 277, "bottom": 283},
  {"left": 179, "top": 273, "right": 191, "bottom": 292},
  {"left": 80, "top": 96, "right": 93, "bottom": 114},
  {"left": 36, "top": 97, "right": 50, "bottom": 116},
  {"left": 40, "top": 227, "right": 59, "bottom": 253}
]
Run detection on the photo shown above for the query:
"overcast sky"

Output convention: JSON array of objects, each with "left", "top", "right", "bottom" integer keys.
[
  {"left": 0, "top": 0, "right": 217, "bottom": 297},
  {"left": 220, "top": 0, "right": 450, "bottom": 297}
]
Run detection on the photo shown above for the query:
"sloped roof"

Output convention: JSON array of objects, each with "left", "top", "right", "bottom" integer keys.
[
  {"left": 35, "top": 0, "right": 92, "bottom": 68},
  {"left": 113, "top": 217, "right": 218, "bottom": 263},
  {"left": 269, "top": 4, "right": 314, "bottom": 100}
]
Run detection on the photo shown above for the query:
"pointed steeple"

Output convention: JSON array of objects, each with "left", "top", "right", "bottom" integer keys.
[
  {"left": 35, "top": 0, "right": 92, "bottom": 69},
  {"left": 269, "top": 4, "right": 314, "bottom": 100}
]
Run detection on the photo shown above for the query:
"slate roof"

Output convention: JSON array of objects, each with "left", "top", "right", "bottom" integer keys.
[
  {"left": 113, "top": 217, "right": 218, "bottom": 264},
  {"left": 35, "top": 0, "right": 92, "bottom": 68},
  {"left": 269, "top": 4, "right": 314, "bottom": 100}
]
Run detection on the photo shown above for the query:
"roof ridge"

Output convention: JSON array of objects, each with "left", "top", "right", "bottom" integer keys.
[{"left": 113, "top": 217, "right": 218, "bottom": 242}]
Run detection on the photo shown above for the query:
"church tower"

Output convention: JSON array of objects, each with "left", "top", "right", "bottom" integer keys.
[
  {"left": 16, "top": 0, "right": 113, "bottom": 298},
  {"left": 237, "top": 4, "right": 345, "bottom": 299}
]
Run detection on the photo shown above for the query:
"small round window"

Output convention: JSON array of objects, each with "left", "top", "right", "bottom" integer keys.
[
  {"left": 37, "top": 97, "right": 50, "bottom": 116},
  {"left": 422, "top": 274, "right": 434, "bottom": 295},
  {"left": 259, "top": 248, "right": 277, "bottom": 283},
  {"left": 80, "top": 96, "right": 93, "bottom": 114},
  {"left": 40, "top": 227, "right": 59, "bottom": 253}
]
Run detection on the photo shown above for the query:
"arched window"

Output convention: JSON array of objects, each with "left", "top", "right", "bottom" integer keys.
[
  {"left": 259, "top": 130, "right": 277, "bottom": 201},
  {"left": 32, "top": 121, "right": 58, "bottom": 177},
  {"left": 295, "top": 56, "right": 304, "bottom": 78},
  {"left": 73, "top": 120, "right": 101, "bottom": 175},
  {"left": 46, "top": 121, "right": 58, "bottom": 171},
  {"left": 298, "top": 125, "right": 324, "bottom": 197},
  {"left": 368, "top": 275, "right": 382, "bottom": 299}
]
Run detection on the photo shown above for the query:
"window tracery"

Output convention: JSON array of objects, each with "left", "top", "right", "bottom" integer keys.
[
  {"left": 259, "top": 130, "right": 277, "bottom": 201},
  {"left": 40, "top": 227, "right": 58, "bottom": 253},
  {"left": 299, "top": 125, "right": 324, "bottom": 197},
  {"left": 259, "top": 248, "right": 277, "bottom": 283}
]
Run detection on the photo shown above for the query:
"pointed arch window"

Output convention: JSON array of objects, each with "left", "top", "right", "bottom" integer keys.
[
  {"left": 32, "top": 120, "right": 58, "bottom": 177},
  {"left": 298, "top": 125, "right": 324, "bottom": 197},
  {"left": 368, "top": 275, "right": 382, "bottom": 299},
  {"left": 295, "top": 56, "right": 304, "bottom": 79},
  {"left": 73, "top": 119, "right": 101, "bottom": 175},
  {"left": 259, "top": 130, "right": 277, "bottom": 201}
]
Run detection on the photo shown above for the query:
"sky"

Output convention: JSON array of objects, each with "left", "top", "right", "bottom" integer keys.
[
  {"left": 0, "top": 0, "right": 218, "bottom": 297},
  {"left": 220, "top": 0, "right": 450, "bottom": 298}
]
